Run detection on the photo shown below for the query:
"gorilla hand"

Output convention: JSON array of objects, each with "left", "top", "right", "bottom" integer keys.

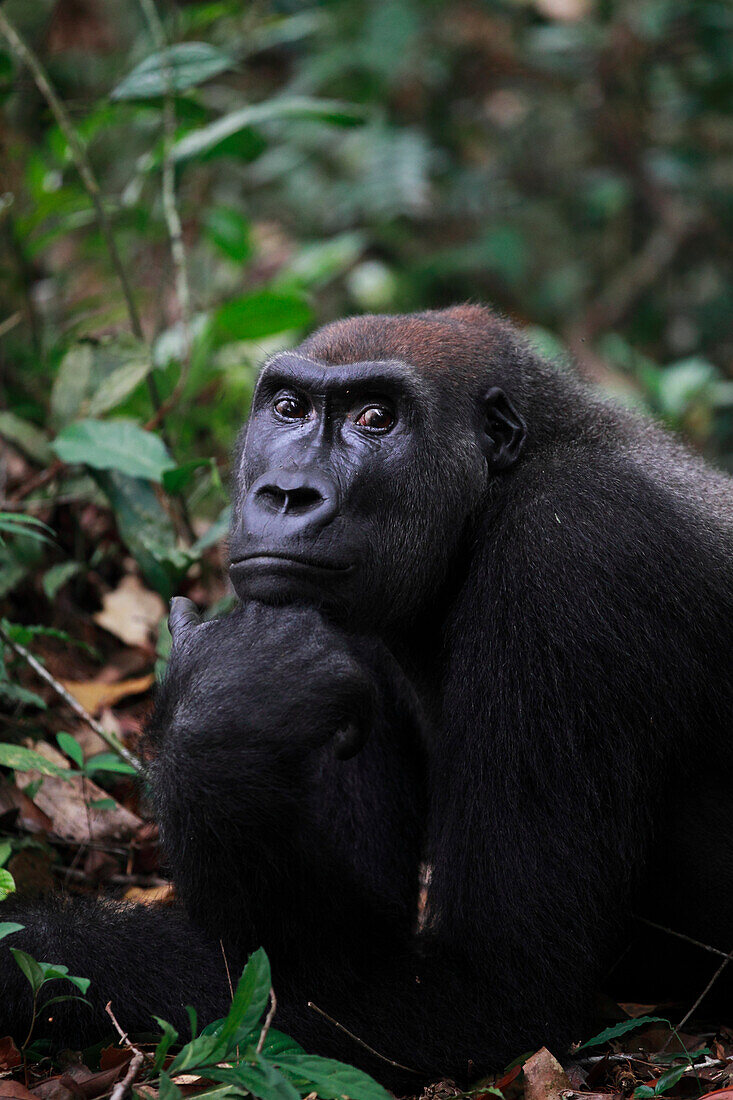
[{"left": 158, "top": 597, "right": 375, "bottom": 761}]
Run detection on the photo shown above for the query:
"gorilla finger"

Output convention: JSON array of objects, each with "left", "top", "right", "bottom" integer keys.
[
  {"left": 169, "top": 597, "right": 201, "bottom": 642},
  {"left": 332, "top": 721, "right": 369, "bottom": 761}
]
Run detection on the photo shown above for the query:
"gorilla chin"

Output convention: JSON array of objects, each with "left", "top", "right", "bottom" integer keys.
[{"left": 229, "top": 554, "right": 355, "bottom": 605}]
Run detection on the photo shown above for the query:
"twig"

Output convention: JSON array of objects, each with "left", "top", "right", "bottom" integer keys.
[
  {"left": 674, "top": 945, "right": 733, "bottom": 1034},
  {"left": 0, "top": 623, "right": 143, "bottom": 772},
  {"left": 8, "top": 459, "right": 65, "bottom": 502},
  {"left": 137, "top": 0, "right": 194, "bottom": 432},
  {"left": 105, "top": 1001, "right": 148, "bottom": 1061},
  {"left": 220, "top": 938, "right": 235, "bottom": 1002},
  {"left": 636, "top": 918, "right": 731, "bottom": 962},
  {"left": 307, "top": 1001, "right": 420, "bottom": 1074},
  {"left": 109, "top": 1053, "right": 145, "bottom": 1100},
  {"left": 256, "top": 987, "right": 277, "bottom": 1054},
  {"left": 0, "top": 311, "right": 23, "bottom": 340}
]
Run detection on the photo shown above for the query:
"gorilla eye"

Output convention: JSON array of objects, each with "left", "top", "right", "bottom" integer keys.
[
  {"left": 355, "top": 404, "right": 395, "bottom": 432},
  {"left": 273, "top": 393, "right": 310, "bottom": 421}
]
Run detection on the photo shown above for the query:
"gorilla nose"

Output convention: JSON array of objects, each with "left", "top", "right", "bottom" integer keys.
[{"left": 245, "top": 470, "right": 339, "bottom": 534}]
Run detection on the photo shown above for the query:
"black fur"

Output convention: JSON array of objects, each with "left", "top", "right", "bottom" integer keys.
[{"left": 2, "top": 306, "right": 731, "bottom": 1091}]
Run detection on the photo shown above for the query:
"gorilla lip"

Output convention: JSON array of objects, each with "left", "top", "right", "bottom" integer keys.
[{"left": 230, "top": 553, "right": 353, "bottom": 577}]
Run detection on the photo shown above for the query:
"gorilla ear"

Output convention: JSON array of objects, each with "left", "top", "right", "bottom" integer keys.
[{"left": 480, "top": 388, "right": 526, "bottom": 470}]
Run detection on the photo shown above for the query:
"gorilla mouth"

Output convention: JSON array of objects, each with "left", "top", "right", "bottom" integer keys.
[{"left": 230, "top": 553, "right": 353, "bottom": 579}]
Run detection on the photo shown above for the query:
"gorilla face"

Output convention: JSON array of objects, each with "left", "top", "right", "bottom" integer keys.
[{"left": 228, "top": 351, "right": 524, "bottom": 630}]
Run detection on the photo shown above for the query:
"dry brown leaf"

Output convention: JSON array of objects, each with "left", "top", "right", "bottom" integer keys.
[
  {"left": 59, "top": 674, "right": 153, "bottom": 716},
  {"left": 523, "top": 1048, "right": 571, "bottom": 1100},
  {"left": 0, "top": 1037, "right": 22, "bottom": 1071},
  {"left": 16, "top": 742, "right": 141, "bottom": 844},
  {"left": 124, "top": 882, "right": 175, "bottom": 905},
  {"left": 94, "top": 575, "right": 165, "bottom": 648},
  {"left": 0, "top": 1084, "right": 37, "bottom": 1100}
]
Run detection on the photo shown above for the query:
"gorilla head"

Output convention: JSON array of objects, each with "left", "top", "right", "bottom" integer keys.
[{"left": 229, "top": 306, "right": 527, "bottom": 627}]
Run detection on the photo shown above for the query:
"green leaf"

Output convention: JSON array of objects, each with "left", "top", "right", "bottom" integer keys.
[
  {"left": 51, "top": 340, "right": 151, "bottom": 425},
  {"left": 85, "top": 752, "right": 137, "bottom": 776},
  {"left": 0, "top": 921, "right": 24, "bottom": 942},
  {"left": 208, "top": 1062, "right": 299, "bottom": 1100},
  {"left": 158, "top": 1072, "right": 184, "bottom": 1100},
  {"left": 171, "top": 97, "right": 364, "bottom": 162},
  {"left": 11, "top": 947, "right": 44, "bottom": 993},
  {"left": 56, "top": 731, "right": 84, "bottom": 768},
  {"left": 204, "top": 207, "right": 252, "bottom": 264},
  {"left": 152, "top": 1016, "right": 179, "bottom": 1072},
  {"left": 162, "top": 459, "right": 213, "bottom": 494},
  {"left": 0, "top": 412, "right": 53, "bottom": 464},
  {"left": 274, "top": 1054, "right": 392, "bottom": 1100},
  {"left": 92, "top": 471, "right": 193, "bottom": 599},
  {"left": 579, "top": 1016, "right": 668, "bottom": 1049},
  {"left": 111, "top": 42, "right": 235, "bottom": 101},
  {"left": 0, "top": 743, "right": 69, "bottom": 777},
  {"left": 254, "top": 1029, "right": 304, "bottom": 1059},
  {"left": 53, "top": 419, "right": 175, "bottom": 483},
  {"left": 211, "top": 292, "right": 311, "bottom": 344},
  {"left": 168, "top": 1033, "right": 224, "bottom": 1074},
  {"left": 37, "top": 960, "right": 90, "bottom": 994},
  {"left": 653, "top": 1066, "right": 688, "bottom": 1094},
  {"left": 43, "top": 561, "right": 81, "bottom": 600},
  {"left": 90, "top": 797, "right": 116, "bottom": 811},
  {"left": 219, "top": 947, "right": 271, "bottom": 1048},
  {"left": 0, "top": 868, "right": 16, "bottom": 901}
]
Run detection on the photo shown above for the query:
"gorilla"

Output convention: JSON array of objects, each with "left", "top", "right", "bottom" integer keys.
[{"left": 1, "top": 306, "right": 732, "bottom": 1090}]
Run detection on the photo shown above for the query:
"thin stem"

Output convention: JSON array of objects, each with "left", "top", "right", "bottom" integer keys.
[
  {"left": 0, "top": 624, "right": 143, "bottom": 772},
  {"left": 137, "top": 0, "right": 194, "bottom": 430},
  {"left": 256, "top": 987, "right": 277, "bottom": 1054},
  {"left": 307, "top": 1001, "right": 420, "bottom": 1074},
  {"left": 0, "top": 11, "right": 144, "bottom": 344}
]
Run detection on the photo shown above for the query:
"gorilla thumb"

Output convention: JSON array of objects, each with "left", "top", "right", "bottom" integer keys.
[{"left": 169, "top": 596, "right": 201, "bottom": 642}]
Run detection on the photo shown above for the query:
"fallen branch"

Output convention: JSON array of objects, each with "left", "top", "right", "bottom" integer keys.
[{"left": 0, "top": 623, "right": 143, "bottom": 773}]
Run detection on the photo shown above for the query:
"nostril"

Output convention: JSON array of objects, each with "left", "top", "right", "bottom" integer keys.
[
  {"left": 286, "top": 486, "right": 324, "bottom": 515},
  {"left": 254, "top": 482, "right": 325, "bottom": 516},
  {"left": 256, "top": 484, "right": 288, "bottom": 513}
]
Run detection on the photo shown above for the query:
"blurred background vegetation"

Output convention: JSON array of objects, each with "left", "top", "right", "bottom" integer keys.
[{"left": 0, "top": 0, "right": 732, "bottom": 679}]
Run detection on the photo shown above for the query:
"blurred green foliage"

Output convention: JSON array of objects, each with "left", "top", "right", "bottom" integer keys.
[{"left": 0, "top": 0, "right": 731, "bottom": 612}]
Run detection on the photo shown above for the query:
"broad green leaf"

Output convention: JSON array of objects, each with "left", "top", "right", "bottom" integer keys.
[
  {"left": 53, "top": 419, "right": 175, "bottom": 483},
  {"left": 87, "top": 358, "right": 151, "bottom": 417},
  {"left": 0, "top": 922, "right": 24, "bottom": 942},
  {"left": 211, "top": 292, "right": 311, "bottom": 344},
  {"left": 172, "top": 97, "right": 364, "bottom": 162},
  {"left": 0, "top": 412, "right": 53, "bottom": 464},
  {"left": 253, "top": 1029, "right": 304, "bottom": 1059},
  {"left": 43, "top": 561, "right": 81, "bottom": 600},
  {"left": 152, "top": 1016, "right": 179, "bottom": 1072},
  {"left": 51, "top": 344, "right": 94, "bottom": 427},
  {"left": 37, "top": 960, "right": 90, "bottom": 994},
  {"left": 11, "top": 947, "right": 44, "bottom": 993},
  {"left": 579, "top": 1016, "right": 668, "bottom": 1049},
  {"left": 56, "top": 732, "right": 84, "bottom": 768},
  {"left": 0, "top": 839, "right": 11, "bottom": 866},
  {"left": 92, "top": 471, "right": 193, "bottom": 599},
  {"left": 111, "top": 42, "right": 235, "bottom": 101},
  {"left": 204, "top": 207, "right": 252, "bottom": 264},
  {"left": 219, "top": 947, "right": 271, "bottom": 1048},
  {"left": 0, "top": 743, "right": 69, "bottom": 777},
  {"left": 168, "top": 1032, "right": 224, "bottom": 1074},
  {"left": 0, "top": 868, "right": 16, "bottom": 901},
  {"left": 158, "top": 1072, "right": 184, "bottom": 1100},
  {"left": 85, "top": 752, "right": 137, "bottom": 776},
  {"left": 274, "top": 1053, "right": 392, "bottom": 1100},
  {"left": 208, "top": 1062, "right": 299, "bottom": 1100},
  {"left": 0, "top": 684, "right": 46, "bottom": 710},
  {"left": 653, "top": 1066, "right": 688, "bottom": 1094},
  {"left": 51, "top": 340, "right": 152, "bottom": 426},
  {"left": 162, "top": 459, "right": 213, "bottom": 494}
]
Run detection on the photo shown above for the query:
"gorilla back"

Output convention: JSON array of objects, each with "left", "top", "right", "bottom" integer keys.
[{"left": 1, "top": 305, "right": 732, "bottom": 1089}]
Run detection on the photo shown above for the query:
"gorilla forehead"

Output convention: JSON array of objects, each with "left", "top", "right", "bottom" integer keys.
[{"left": 298, "top": 305, "right": 510, "bottom": 384}]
